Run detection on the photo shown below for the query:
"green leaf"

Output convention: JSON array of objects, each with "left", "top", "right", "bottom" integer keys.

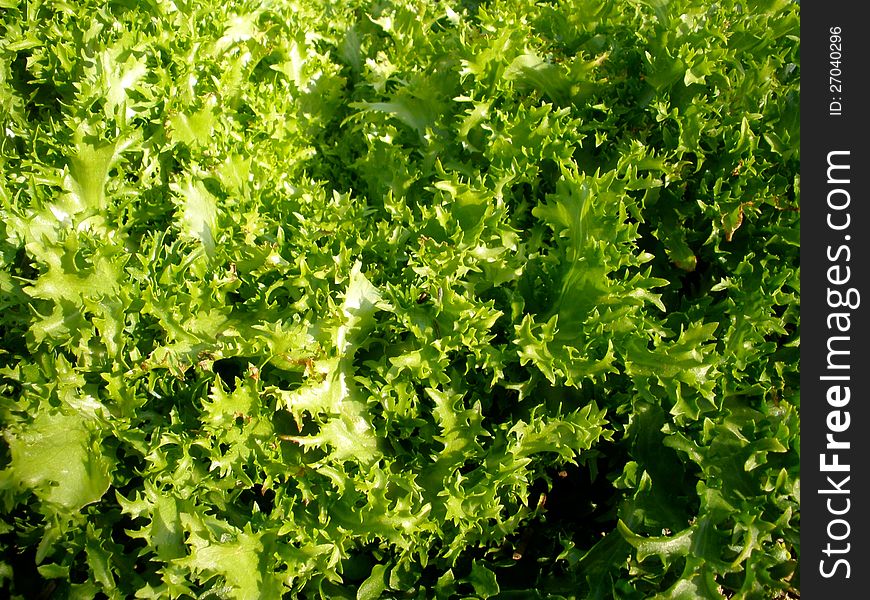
[
  {"left": 172, "top": 176, "right": 218, "bottom": 257},
  {"left": 469, "top": 561, "right": 499, "bottom": 598},
  {"left": 180, "top": 529, "right": 284, "bottom": 600},
  {"left": 504, "top": 53, "right": 571, "bottom": 105},
  {"left": 653, "top": 567, "right": 723, "bottom": 600},
  {"left": 617, "top": 520, "right": 692, "bottom": 567},
  {"left": 357, "top": 564, "right": 389, "bottom": 600},
  {"left": 170, "top": 107, "right": 215, "bottom": 148},
  {"left": 5, "top": 411, "right": 111, "bottom": 510},
  {"left": 151, "top": 494, "right": 185, "bottom": 561}
]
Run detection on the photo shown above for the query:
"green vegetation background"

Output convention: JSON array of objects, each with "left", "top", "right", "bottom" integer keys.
[{"left": 0, "top": 0, "right": 799, "bottom": 598}]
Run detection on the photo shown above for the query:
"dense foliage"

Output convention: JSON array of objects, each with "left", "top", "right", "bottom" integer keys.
[{"left": 0, "top": 0, "right": 800, "bottom": 598}]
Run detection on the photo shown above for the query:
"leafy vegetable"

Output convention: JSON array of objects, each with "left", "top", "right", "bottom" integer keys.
[{"left": 0, "top": 0, "right": 799, "bottom": 598}]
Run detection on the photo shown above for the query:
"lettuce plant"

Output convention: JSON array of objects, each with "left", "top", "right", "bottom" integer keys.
[{"left": 0, "top": 0, "right": 799, "bottom": 598}]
